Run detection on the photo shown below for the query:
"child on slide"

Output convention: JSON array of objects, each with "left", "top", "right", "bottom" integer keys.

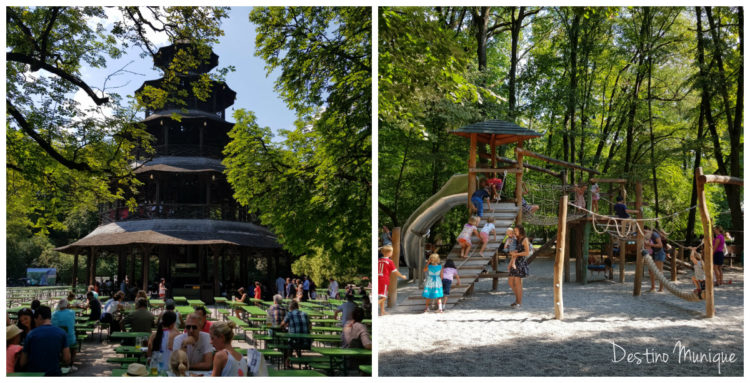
[
  {"left": 422, "top": 253, "right": 444, "bottom": 313},
  {"left": 478, "top": 216, "right": 497, "bottom": 256},
  {"left": 689, "top": 247, "right": 706, "bottom": 299},
  {"left": 457, "top": 216, "right": 481, "bottom": 258}
]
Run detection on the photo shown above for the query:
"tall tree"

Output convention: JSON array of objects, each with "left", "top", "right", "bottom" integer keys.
[{"left": 224, "top": 7, "right": 371, "bottom": 279}]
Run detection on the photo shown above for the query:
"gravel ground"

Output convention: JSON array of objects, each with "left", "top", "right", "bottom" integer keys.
[{"left": 378, "top": 258, "right": 744, "bottom": 376}]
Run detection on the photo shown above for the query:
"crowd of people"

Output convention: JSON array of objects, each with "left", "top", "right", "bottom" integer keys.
[{"left": 7, "top": 273, "right": 373, "bottom": 376}]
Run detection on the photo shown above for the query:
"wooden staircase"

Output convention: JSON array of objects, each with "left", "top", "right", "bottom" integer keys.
[{"left": 398, "top": 202, "right": 520, "bottom": 313}]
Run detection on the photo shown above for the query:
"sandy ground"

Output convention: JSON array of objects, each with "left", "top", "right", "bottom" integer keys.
[{"left": 378, "top": 258, "right": 744, "bottom": 376}]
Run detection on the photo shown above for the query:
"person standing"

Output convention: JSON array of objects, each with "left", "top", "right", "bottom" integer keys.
[
  {"left": 275, "top": 276, "right": 285, "bottom": 296},
  {"left": 713, "top": 226, "right": 726, "bottom": 286},
  {"left": 644, "top": 227, "right": 666, "bottom": 292},
  {"left": 158, "top": 278, "right": 168, "bottom": 299},
  {"left": 19, "top": 306, "right": 71, "bottom": 376},
  {"left": 507, "top": 225, "right": 531, "bottom": 308},
  {"left": 328, "top": 278, "right": 339, "bottom": 299},
  {"left": 378, "top": 245, "right": 407, "bottom": 316},
  {"left": 51, "top": 299, "right": 77, "bottom": 371}
]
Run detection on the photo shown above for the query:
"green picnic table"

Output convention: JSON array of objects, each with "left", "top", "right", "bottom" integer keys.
[
  {"left": 213, "top": 297, "right": 228, "bottom": 304},
  {"left": 359, "top": 365, "right": 372, "bottom": 375},
  {"left": 187, "top": 299, "right": 205, "bottom": 308},
  {"left": 227, "top": 301, "right": 247, "bottom": 308},
  {"left": 299, "top": 301, "right": 327, "bottom": 309},
  {"left": 300, "top": 309, "right": 324, "bottom": 317},
  {"left": 241, "top": 305, "right": 267, "bottom": 316},
  {"left": 175, "top": 306, "right": 194, "bottom": 316},
  {"left": 148, "top": 299, "right": 165, "bottom": 307},
  {"left": 311, "top": 347, "right": 372, "bottom": 376},
  {"left": 172, "top": 296, "right": 188, "bottom": 305},
  {"left": 268, "top": 369, "right": 327, "bottom": 377},
  {"left": 312, "top": 326, "right": 343, "bottom": 333},
  {"left": 311, "top": 319, "right": 341, "bottom": 325},
  {"left": 7, "top": 372, "right": 46, "bottom": 377}
]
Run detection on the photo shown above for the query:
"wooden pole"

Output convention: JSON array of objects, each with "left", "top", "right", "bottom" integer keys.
[
  {"left": 695, "top": 167, "right": 715, "bottom": 317},
  {"left": 129, "top": 250, "right": 136, "bottom": 287},
  {"left": 211, "top": 245, "right": 222, "bottom": 300},
  {"left": 388, "top": 227, "right": 401, "bottom": 308},
  {"left": 468, "top": 134, "right": 477, "bottom": 213},
  {"left": 619, "top": 237, "right": 626, "bottom": 283},
  {"left": 87, "top": 247, "right": 96, "bottom": 287},
  {"left": 633, "top": 182, "right": 644, "bottom": 296},
  {"left": 491, "top": 252, "right": 499, "bottom": 291},
  {"left": 564, "top": 225, "right": 571, "bottom": 283},
  {"left": 670, "top": 245, "right": 678, "bottom": 281},
  {"left": 515, "top": 142, "right": 524, "bottom": 226},
  {"left": 516, "top": 148, "right": 600, "bottom": 174},
  {"left": 141, "top": 245, "right": 151, "bottom": 292},
  {"left": 581, "top": 182, "right": 593, "bottom": 284},
  {"left": 490, "top": 136, "right": 497, "bottom": 179},
  {"left": 606, "top": 240, "right": 613, "bottom": 280},
  {"left": 72, "top": 249, "right": 80, "bottom": 290},
  {"left": 554, "top": 194, "right": 569, "bottom": 320}
]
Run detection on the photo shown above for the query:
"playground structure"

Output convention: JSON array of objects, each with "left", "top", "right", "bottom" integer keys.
[{"left": 390, "top": 119, "right": 743, "bottom": 319}]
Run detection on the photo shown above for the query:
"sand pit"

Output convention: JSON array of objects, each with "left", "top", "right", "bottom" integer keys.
[{"left": 378, "top": 258, "right": 743, "bottom": 376}]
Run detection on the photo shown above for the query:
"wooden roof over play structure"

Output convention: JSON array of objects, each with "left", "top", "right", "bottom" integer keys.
[{"left": 450, "top": 119, "right": 543, "bottom": 146}]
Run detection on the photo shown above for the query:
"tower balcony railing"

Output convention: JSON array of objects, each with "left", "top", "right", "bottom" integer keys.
[
  {"left": 133, "top": 144, "right": 225, "bottom": 160},
  {"left": 100, "top": 203, "right": 255, "bottom": 224}
]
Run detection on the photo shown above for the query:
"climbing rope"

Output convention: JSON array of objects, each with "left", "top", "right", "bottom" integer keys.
[{"left": 642, "top": 253, "right": 702, "bottom": 302}]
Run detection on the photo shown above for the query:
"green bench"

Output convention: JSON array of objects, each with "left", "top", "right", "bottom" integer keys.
[{"left": 106, "top": 357, "right": 145, "bottom": 365}]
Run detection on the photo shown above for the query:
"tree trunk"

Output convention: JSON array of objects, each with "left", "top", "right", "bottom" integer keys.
[
  {"left": 473, "top": 7, "right": 490, "bottom": 71},
  {"left": 647, "top": 56, "right": 660, "bottom": 222},
  {"left": 685, "top": 107, "right": 704, "bottom": 244},
  {"left": 624, "top": 8, "right": 651, "bottom": 176},
  {"left": 508, "top": 6, "right": 524, "bottom": 119}
]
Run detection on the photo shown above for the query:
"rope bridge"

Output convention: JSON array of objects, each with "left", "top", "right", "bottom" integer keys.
[{"left": 642, "top": 253, "right": 701, "bottom": 302}]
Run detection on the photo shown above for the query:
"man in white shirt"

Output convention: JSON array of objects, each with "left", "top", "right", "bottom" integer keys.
[{"left": 172, "top": 313, "right": 213, "bottom": 370}]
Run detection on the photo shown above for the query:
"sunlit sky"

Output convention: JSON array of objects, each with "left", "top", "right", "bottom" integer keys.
[{"left": 78, "top": 7, "right": 297, "bottom": 140}]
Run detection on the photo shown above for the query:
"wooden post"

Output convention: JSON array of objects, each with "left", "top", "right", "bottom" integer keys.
[
  {"left": 573, "top": 225, "right": 582, "bottom": 283},
  {"left": 141, "top": 245, "right": 152, "bottom": 292},
  {"left": 468, "top": 134, "right": 477, "bottom": 213},
  {"left": 72, "top": 249, "right": 80, "bottom": 289},
  {"left": 129, "top": 250, "right": 136, "bottom": 287},
  {"left": 606, "top": 240, "right": 613, "bottom": 280},
  {"left": 211, "top": 245, "right": 222, "bottom": 300},
  {"left": 633, "top": 182, "right": 644, "bottom": 296},
  {"left": 670, "top": 245, "right": 678, "bottom": 281},
  {"left": 117, "top": 249, "right": 126, "bottom": 289},
  {"left": 581, "top": 182, "right": 593, "bottom": 284},
  {"left": 491, "top": 252, "right": 498, "bottom": 291},
  {"left": 388, "top": 227, "right": 401, "bottom": 308},
  {"left": 515, "top": 142, "right": 524, "bottom": 226},
  {"left": 619, "top": 237, "right": 626, "bottom": 283},
  {"left": 695, "top": 167, "right": 714, "bottom": 318},
  {"left": 88, "top": 247, "right": 97, "bottom": 287},
  {"left": 490, "top": 136, "right": 497, "bottom": 179},
  {"left": 554, "top": 194, "right": 569, "bottom": 320},
  {"left": 564, "top": 226, "right": 571, "bottom": 283}
]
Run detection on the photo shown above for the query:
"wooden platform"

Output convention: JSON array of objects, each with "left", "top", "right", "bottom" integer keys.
[{"left": 400, "top": 202, "right": 519, "bottom": 314}]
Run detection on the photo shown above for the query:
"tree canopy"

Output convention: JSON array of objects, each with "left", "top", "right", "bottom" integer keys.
[{"left": 223, "top": 7, "right": 372, "bottom": 282}]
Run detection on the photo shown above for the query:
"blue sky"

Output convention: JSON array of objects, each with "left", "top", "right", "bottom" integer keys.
[{"left": 79, "top": 7, "right": 297, "bottom": 140}]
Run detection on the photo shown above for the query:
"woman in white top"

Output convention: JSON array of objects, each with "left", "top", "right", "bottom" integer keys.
[
  {"left": 210, "top": 321, "right": 247, "bottom": 376},
  {"left": 148, "top": 310, "right": 179, "bottom": 372}
]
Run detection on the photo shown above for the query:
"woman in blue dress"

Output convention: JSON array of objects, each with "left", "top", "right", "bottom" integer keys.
[{"left": 423, "top": 253, "right": 444, "bottom": 313}]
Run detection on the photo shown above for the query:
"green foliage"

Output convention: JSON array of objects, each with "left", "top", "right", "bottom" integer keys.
[{"left": 225, "top": 5, "right": 371, "bottom": 283}]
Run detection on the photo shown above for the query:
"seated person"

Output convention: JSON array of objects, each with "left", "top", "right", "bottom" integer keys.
[
  {"left": 193, "top": 306, "right": 212, "bottom": 333},
  {"left": 158, "top": 299, "right": 182, "bottom": 329},
  {"left": 266, "top": 294, "right": 287, "bottom": 329},
  {"left": 121, "top": 298, "right": 154, "bottom": 335},
  {"left": 341, "top": 307, "right": 371, "bottom": 350},
  {"left": 281, "top": 300, "right": 311, "bottom": 368},
  {"left": 172, "top": 314, "right": 213, "bottom": 371},
  {"left": 101, "top": 291, "right": 125, "bottom": 332},
  {"left": 613, "top": 196, "right": 638, "bottom": 234},
  {"left": 19, "top": 306, "right": 71, "bottom": 376},
  {"left": 334, "top": 294, "right": 357, "bottom": 327},
  {"left": 86, "top": 291, "right": 102, "bottom": 323},
  {"left": 7, "top": 324, "right": 24, "bottom": 373}
]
